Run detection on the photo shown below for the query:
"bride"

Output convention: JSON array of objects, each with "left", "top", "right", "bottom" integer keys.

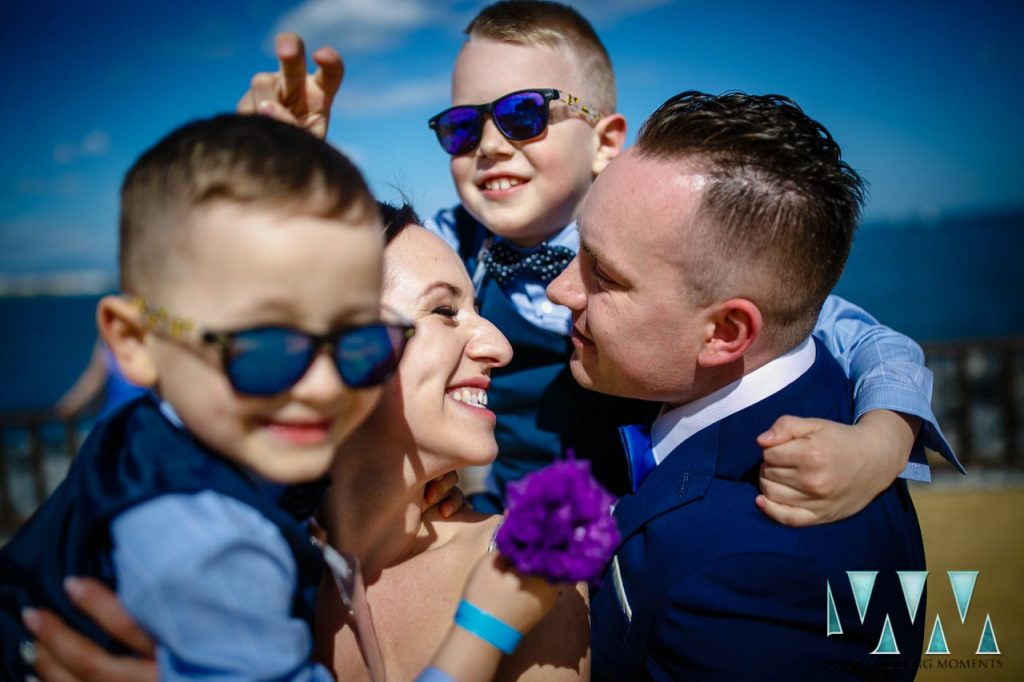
[{"left": 316, "top": 204, "right": 590, "bottom": 681}]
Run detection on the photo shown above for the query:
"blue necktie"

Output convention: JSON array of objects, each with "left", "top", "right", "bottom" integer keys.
[
  {"left": 619, "top": 424, "right": 656, "bottom": 493},
  {"left": 480, "top": 241, "right": 575, "bottom": 285}
]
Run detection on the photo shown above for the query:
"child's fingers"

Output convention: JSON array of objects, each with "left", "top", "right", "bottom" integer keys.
[
  {"left": 424, "top": 470, "right": 459, "bottom": 506},
  {"left": 247, "top": 72, "right": 280, "bottom": 113},
  {"left": 312, "top": 47, "right": 344, "bottom": 103},
  {"left": 440, "top": 487, "right": 466, "bottom": 518},
  {"left": 760, "top": 435, "right": 824, "bottom": 470},
  {"left": 254, "top": 99, "right": 301, "bottom": 126},
  {"left": 756, "top": 415, "right": 826, "bottom": 447},
  {"left": 64, "top": 577, "right": 155, "bottom": 657},
  {"left": 755, "top": 494, "right": 821, "bottom": 528},
  {"left": 275, "top": 33, "right": 309, "bottom": 105},
  {"left": 757, "top": 474, "right": 813, "bottom": 507}
]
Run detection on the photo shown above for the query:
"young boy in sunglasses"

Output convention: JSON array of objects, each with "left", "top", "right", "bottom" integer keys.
[
  {"left": 244, "top": 1, "right": 960, "bottom": 517},
  {"left": 0, "top": 113, "right": 406, "bottom": 680}
]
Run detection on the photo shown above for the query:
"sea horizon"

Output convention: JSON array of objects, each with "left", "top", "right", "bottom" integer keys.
[{"left": 1, "top": 206, "right": 1022, "bottom": 413}]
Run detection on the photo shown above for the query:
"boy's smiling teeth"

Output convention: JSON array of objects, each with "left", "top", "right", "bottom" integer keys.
[
  {"left": 450, "top": 387, "right": 488, "bottom": 408},
  {"left": 483, "top": 177, "right": 522, "bottom": 191}
]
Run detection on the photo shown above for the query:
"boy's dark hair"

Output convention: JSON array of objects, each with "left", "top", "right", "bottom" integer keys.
[
  {"left": 636, "top": 91, "right": 866, "bottom": 347},
  {"left": 466, "top": 1, "right": 616, "bottom": 112},
  {"left": 120, "top": 113, "right": 376, "bottom": 297}
]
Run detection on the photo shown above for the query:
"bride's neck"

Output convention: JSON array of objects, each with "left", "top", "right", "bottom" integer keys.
[{"left": 322, "top": 430, "right": 443, "bottom": 579}]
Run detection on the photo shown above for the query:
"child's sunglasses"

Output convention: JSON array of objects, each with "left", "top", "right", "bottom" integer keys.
[
  {"left": 428, "top": 88, "right": 604, "bottom": 156},
  {"left": 135, "top": 299, "right": 416, "bottom": 396}
]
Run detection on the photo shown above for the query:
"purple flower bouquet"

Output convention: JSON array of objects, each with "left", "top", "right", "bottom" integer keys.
[{"left": 494, "top": 455, "right": 620, "bottom": 584}]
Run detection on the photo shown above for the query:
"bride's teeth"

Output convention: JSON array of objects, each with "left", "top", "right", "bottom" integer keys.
[{"left": 498, "top": 178, "right": 510, "bottom": 190}]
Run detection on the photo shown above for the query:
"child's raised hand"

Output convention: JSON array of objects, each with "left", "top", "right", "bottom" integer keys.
[
  {"left": 236, "top": 32, "right": 343, "bottom": 139},
  {"left": 755, "top": 410, "right": 919, "bottom": 526}
]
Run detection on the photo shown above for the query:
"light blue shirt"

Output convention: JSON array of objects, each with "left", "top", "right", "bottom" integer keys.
[
  {"left": 424, "top": 206, "right": 963, "bottom": 480},
  {"left": 112, "top": 493, "right": 332, "bottom": 681},
  {"left": 111, "top": 401, "right": 332, "bottom": 681}
]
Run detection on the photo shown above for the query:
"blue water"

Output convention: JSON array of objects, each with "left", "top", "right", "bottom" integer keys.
[
  {"left": 832, "top": 209, "right": 1024, "bottom": 342},
  {"left": 1, "top": 210, "right": 1022, "bottom": 412}
]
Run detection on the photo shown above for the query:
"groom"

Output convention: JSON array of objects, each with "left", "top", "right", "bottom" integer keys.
[{"left": 548, "top": 91, "right": 926, "bottom": 680}]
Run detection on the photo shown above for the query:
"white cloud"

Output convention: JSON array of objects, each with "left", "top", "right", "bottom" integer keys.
[
  {"left": 335, "top": 74, "right": 450, "bottom": 115},
  {"left": 15, "top": 173, "right": 87, "bottom": 196},
  {"left": 52, "top": 130, "right": 111, "bottom": 165},
  {"left": 268, "top": 0, "right": 447, "bottom": 54},
  {"left": 80, "top": 131, "right": 111, "bottom": 156},
  {"left": 266, "top": 0, "right": 679, "bottom": 56}
]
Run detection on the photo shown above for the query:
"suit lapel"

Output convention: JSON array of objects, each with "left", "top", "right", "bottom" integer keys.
[{"left": 613, "top": 422, "right": 720, "bottom": 543}]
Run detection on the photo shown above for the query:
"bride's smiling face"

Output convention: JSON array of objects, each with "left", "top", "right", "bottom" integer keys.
[{"left": 374, "top": 224, "right": 512, "bottom": 465}]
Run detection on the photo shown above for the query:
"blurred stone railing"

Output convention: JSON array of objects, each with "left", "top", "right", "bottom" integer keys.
[
  {"left": 0, "top": 410, "right": 88, "bottom": 532},
  {"left": 922, "top": 336, "right": 1022, "bottom": 470}
]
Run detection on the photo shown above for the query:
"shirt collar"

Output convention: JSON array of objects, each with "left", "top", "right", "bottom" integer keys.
[
  {"left": 651, "top": 337, "right": 816, "bottom": 466},
  {"left": 156, "top": 393, "right": 185, "bottom": 429},
  {"left": 492, "top": 221, "right": 579, "bottom": 254}
]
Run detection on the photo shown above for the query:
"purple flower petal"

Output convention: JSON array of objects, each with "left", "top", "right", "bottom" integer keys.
[{"left": 495, "top": 459, "right": 620, "bottom": 584}]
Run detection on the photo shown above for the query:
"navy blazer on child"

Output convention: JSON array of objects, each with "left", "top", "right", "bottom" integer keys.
[{"left": 0, "top": 396, "right": 323, "bottom": 679}]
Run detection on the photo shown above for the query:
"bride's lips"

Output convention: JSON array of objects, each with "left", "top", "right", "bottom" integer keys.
[{"left": 262, "top": 419, "right": 334, "bottom": 446}]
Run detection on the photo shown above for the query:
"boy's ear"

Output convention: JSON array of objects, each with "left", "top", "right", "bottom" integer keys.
[
  {"left": 591, "top": 112, "right": 627, "bottom": 176},
  {"left": 97, "top": 296, "right": 159, "bottom": 387},
  {"left": 697, "top": 298, "right": 762, "bottom": 368}
]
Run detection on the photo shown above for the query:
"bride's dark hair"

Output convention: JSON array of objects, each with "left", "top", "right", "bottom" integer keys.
[{"left": 378, "top": 201, "right": 421, "bottom": 245}]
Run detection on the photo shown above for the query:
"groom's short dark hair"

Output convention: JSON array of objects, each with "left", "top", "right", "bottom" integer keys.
[{"left": 636, "top": 91, "right": 866, "bottom": 347}]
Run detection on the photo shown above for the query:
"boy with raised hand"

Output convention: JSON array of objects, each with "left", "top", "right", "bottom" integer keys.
[
  {"left": 0, "top": 113, "right": 401, "bottom": 680},
  {"left": 241, "top": 0, "right": 961, "bottom": 518}
]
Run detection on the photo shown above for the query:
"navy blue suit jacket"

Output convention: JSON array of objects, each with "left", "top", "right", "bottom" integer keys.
[{"left": 590, "top": 339, "right": 926, "bottom": 681}]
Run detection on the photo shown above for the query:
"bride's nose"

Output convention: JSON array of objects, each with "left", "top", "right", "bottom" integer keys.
[{"left": 466, "top": 316, "right": 513, "bottom": 368}]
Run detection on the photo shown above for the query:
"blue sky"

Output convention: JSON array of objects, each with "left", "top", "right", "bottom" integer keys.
[{"left": 1, "top": 0, "right": 1021, "bottom": 282}]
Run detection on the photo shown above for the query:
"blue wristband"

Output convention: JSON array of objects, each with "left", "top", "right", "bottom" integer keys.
[
  {"left": 454, "top": 599, "right": 523, "bottom": 654},
  {"left": 414, "top": 666, "right": 458, "bottom": 682}
]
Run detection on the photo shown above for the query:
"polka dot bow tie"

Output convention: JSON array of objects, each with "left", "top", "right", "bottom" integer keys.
[{"left": 480, "top": 241, "right": 575, "bottom": 285}]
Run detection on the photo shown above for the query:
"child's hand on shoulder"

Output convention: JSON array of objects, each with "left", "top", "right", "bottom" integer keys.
[{"left": 755, "top": 410, "right": 920, "bottom": 526}]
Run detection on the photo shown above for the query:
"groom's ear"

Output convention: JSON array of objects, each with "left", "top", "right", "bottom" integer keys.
[{"left": 697, "top": 298, "right": 761, "bottom": 368}]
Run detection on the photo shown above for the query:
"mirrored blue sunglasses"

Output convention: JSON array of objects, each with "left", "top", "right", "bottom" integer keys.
[
  {"left": 428, "top": 88, "right": 603, "bottom": 156},
  {"left": 135, "top": 299, "right": 415, "bottom": 396}
]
